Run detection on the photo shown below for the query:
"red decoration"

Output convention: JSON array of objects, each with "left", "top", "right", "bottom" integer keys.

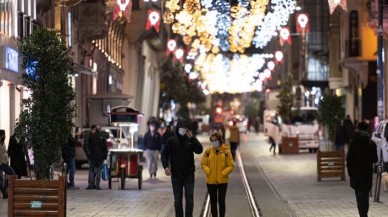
[
  {"left": 279, "top": 27, "right": 291, "bottom": 46},
  {"left": 113, "top": 0, "right": 132, "bottom": 22},
  {"left": 146, "top": 10, "right": 161, "bottom": 33},
  {"left": 296, "top": 13, "right": 310, "bottom": 34}
]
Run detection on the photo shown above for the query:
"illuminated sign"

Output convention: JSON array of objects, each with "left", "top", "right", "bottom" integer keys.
[{"left": 3, "top": 47, "right": 19, "bottom": 73}]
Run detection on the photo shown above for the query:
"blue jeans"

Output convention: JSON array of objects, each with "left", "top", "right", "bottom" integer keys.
[
  {"left": 171, "top": 173, "right": 195, "bottom": 217},
  {"left": 64, "top": 157, "right": 76, "bottom": 186},
  {"left": 0, "top": 164, "right": 15, "bottom": 195},
  {"left": 355, "top": 190, "right": 369, "bottom": 217}
]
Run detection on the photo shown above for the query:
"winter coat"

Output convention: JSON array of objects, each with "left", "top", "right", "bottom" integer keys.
[
  {"left": 346, "top": 130, "right": 378, "bottom": 191},
  {"left": 161, "top": 119, "right": 203, "bottom": 177},
  {"left": 143, "top": 131, "right": 163, "bottom": 151},
  {"left": 229, "top": 125, "right": 240, "bottom": 143},
  {"left": 201, "top": 144, "right": 234, "bottom": 184},
  {"left": 89, "top": 131, "right": 108, "bottom": 167},
  {"left": 7, "top": 135, "right": 27, "bottom": 177},
  {"left": 62, "top": 134, "right": 77, "bottom": 160},
  {"left": 0, "top": 142, "right": 8, "bottom": 165}
]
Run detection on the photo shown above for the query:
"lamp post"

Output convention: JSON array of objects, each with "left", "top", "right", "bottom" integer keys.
[{"left": 377, "top": 0, "right": 384, "bottom": 120}]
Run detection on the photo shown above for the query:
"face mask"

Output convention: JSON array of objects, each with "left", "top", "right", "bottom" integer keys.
[
  {"left": 178, "top": 128, "right": 187, "bottom": 136},
  {"left": 150, "top": 126, "right": 155, "bottom": 131},
  {"left": 212, "top": 141, "right": 220, "bottom": 148}
]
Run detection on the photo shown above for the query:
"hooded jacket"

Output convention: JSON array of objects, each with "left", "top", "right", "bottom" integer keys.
[
  {"left": 346, "top": 130, "right": 378, "bottom": 191},
  {"left": 201, "top": 144, "right": 234, "bottom": 184},
  {"left": 161, "top": 119, "right": 203, "bottom": 176}
]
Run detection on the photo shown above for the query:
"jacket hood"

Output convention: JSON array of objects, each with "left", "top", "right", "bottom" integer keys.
[
  {"left": 352, "top": 130, "right": 370, "bottom": 145},
  {"left": 176, "top": 118, "right": 191, "bottom": 134}
]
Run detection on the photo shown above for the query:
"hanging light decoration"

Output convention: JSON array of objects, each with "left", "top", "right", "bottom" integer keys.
[
  {"left": 328, "top": 0, "right": 347, "bottom": 14},
  {"left": 113, "top": 0, "right": 133, "bottom": 22}
]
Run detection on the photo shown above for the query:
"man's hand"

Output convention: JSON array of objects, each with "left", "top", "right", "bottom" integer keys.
[
  {"left": 186, "top": 129, "right": 193, "bottom": 139},
  {"left": 165, "top": 167, "right": 171, "bottom": 176}
]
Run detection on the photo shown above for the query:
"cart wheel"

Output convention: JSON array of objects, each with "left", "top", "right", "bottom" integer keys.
[
  {"left": 138, "top": 166, "right": 143, "bottom": 189},
  {"left": 120, "top": 167, "right": 126, "bottom": 190}
]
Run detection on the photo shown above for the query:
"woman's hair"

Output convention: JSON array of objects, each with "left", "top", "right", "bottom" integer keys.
[{"left": 210, "top": 131, "right": 223, "bottom": 143}]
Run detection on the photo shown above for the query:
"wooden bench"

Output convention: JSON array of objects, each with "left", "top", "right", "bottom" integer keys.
[
  {"left": 317, "top": 150, "right": 345, "bottom": 181},
  {"left": 8, "top": 176, "right": 67, "bottom": 217}
]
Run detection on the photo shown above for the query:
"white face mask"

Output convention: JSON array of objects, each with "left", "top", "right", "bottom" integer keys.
[
  {"left": 212, "top": 141, "right": 220, "bottom": 148},
  {"left": 149, "top": 126, "right": 155, "bottom": 131},
  {"left": 178, "top": 128, "right": 187, "bottom": 136}
]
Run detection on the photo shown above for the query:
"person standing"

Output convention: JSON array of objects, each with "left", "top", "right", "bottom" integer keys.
[
  {"left": 85, "top": 125, "right": 108, "bottom": 190},
  {"left": 7, "top": 133, "right": 27, "bottom": 179},
  {"left": 228, "top": 121, "right": 240, "bottom": 160},
  {"left": 62, "top": 129, "right": 81, "bottom": 190},
  {"left": 161, "top": 118, "right": 203, "bottom": 217},
  {"left": 144, "top": 121, "right": 163, "bottom": 178},
  {"left": 346, "top": 121, "right": 378, "bottom": 217},
  {"left": 201, "top": 132, "right": 234, "bottom": 217},
  {"left": 0, "top": 130, "right": 15, "bottom": 199}
]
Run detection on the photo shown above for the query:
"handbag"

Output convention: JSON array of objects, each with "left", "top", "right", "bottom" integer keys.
[{"left": 101, "top": 160, "right": 109, "bottom": 181}]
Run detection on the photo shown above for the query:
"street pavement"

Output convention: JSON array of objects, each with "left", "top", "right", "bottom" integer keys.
[{"left": 1, "top": 133, "right": 388, "bottom": 216}]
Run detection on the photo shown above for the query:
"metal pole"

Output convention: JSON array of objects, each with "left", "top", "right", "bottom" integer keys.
[{"left": 377, "top": 0, "right": 384, "bottom": 120}]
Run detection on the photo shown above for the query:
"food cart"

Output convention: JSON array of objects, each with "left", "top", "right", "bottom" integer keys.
[{"left": 108, "top": 106, "right": 143, "bottom": 190}]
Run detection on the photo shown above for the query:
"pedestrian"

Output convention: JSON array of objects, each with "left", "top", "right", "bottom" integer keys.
[
  {"left": 343, "top": 115, "right": 355, "bottom": 146},
  {"left": 85, "top": 125, "right": 108, "bottom": 190},
  {"left": 228, "top": 120, "right": 240, "bottom": 160},
  {"left": 62, "top": 128, "right": 81, "bottom": 190},
  {"left": 0, "top": 129, "right": 16, "bottom": 199},
  {"left": 7, "top": 133, "right": 27, "bottom": 179},
  {"left": 159, "top": 120, "right": 175, "bottom": 151},
  {"left": 201, "top": 132, "right": 234, "bottom": 217},
  {"left": 161, "top": 118, "right": 203, "bottom": 217},
  {"left": 346, "top": 121, "right": 378, "bottom": 217},
  {"left": 335, "top": 121, "right": 346, "bottom": 151},
  {"left": 144, "top": 121, "right": 163, "bottom": 178},
  {"left": 191, "top": 118, "right": 199, "bottom": 136}
]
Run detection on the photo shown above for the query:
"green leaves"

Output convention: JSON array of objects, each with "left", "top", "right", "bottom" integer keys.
[
  {"left": 277, "top": 73, "right": 294, "bottom": 124},
  {"left": 318, "top": 94, "right": 345, "bottom": 142},
  {"left": 15, "top": 27, "right": 76, "bottom": 180}
]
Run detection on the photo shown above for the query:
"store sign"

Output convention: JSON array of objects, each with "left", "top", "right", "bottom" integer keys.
[
  {"left": 5, "top": 47, "right": 19, "bottom": 73},
  {"left": 0, "top": 46, "right": 19, "bottom": 73}
]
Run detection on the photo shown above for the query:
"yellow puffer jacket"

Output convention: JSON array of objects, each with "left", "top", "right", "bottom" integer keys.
[{"left": 201, "top": 144, "right": 234, "bottom": 184}]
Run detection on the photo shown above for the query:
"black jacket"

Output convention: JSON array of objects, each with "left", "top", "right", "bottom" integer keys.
[
  {"left": 346, "top": 130, "right": 378, "bottom": 191},
  {"left": 89, "top": 131, "right": 108, "bottom": 167},
  {"left": 143, "top": 131, "right": 163, "bottom": 151},
  {"left": 161, "top": 119, "right": 203, "bottom": 177},
  {"left": 62, "top": 134, "right": 77, "bottom": 160}
]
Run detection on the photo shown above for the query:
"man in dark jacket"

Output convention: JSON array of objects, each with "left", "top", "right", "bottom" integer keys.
[
  {"left": 143, "top": 121, "right": 163, "bottom": 178},
  {"left": 161, "top": 118, "right": 203, "bottom": 217},
  {"left": 62, "top": 129, "right": 81, "bottom": 190},
  {"left": 86, "top": 125, "right": 108, "bottom": 190},
  {"left": 346, "top": 121, "right": 378, "bottom": 217}
]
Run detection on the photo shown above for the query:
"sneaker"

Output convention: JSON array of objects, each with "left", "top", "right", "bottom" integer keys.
[
  {"left": 95, "top": 186, "right": 101, "bottom": 190},
  {"left": 85, "top": 186, "right": 95, "bottom": 190}
]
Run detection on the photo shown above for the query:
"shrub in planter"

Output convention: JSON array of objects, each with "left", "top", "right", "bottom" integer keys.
[{"left": 15, "top": 27, "right": 76, "bottom": 180}]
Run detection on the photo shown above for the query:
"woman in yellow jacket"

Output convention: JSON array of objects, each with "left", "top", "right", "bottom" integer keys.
[{"left": 201, "top": 132, "right": 234, "bottom": 217}]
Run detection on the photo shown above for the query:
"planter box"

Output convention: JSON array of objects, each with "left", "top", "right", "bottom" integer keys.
[
  {"left": 281, "top": 136, "right": 299, "bottom": 154},
  {"left": 317, "top": 150, "right": 345, "bottom": 181},
  {"left": 8, "top": 176, "right": 67, "bottom": 217}
]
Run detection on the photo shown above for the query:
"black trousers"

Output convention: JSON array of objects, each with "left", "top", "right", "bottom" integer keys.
[
  {"left": 207, "top": 183, "right": 228, "bottom": 217},
  {"left": 355, "top": 189, "right": 369, "bottom": 217}
]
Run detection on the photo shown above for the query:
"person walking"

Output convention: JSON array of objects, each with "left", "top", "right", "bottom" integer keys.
[
  {"left": 0, "top": 130, "right": 15, "bottom": 199},
  {"left": 346, "top": 121, "right": 378, "bottom": 217},
  {"left": 7, "top": 133, "right": 27, "bottom": 179},
  {"left": 85, "top": 125, "right": 108, "bottom": 190},
  {"left": 228, "top": 120, "right": 240, "bottom": 160},
  {"left": 161, "top": 118, "right": 203, "bottom": 217},
  {"left": 62, "top": 129, "right": 81, "bottom": 190},
  {"left": 144, "top": 121, "right": 163, "bottom": 178},
  {"left": 201, "top": 132, "right": 234, "bottom": 217}
]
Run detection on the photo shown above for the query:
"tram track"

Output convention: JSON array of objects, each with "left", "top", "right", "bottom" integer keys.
[{"left": 200, "top": 149, "right": 261, "bottom": 217}]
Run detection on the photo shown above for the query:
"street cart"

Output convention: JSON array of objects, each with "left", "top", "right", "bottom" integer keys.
[
  {"left": 108, "top": 148, "right": 143, "bottom": 189},
  {"left": 108, "top": 106, "right": 143, "bottom": 190}
]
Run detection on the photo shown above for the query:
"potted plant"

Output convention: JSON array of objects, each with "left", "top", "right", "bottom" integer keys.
[
  {"left": 316, "top": 94, "right": 346, "bottom": 181},
  {"left": 9, "top": 27, "right": 75, "bottom": 216}
]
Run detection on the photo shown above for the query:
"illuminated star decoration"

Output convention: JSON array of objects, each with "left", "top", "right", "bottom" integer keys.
[{"left": 328, "top": 0, "right": 347, "bottom": 14}]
